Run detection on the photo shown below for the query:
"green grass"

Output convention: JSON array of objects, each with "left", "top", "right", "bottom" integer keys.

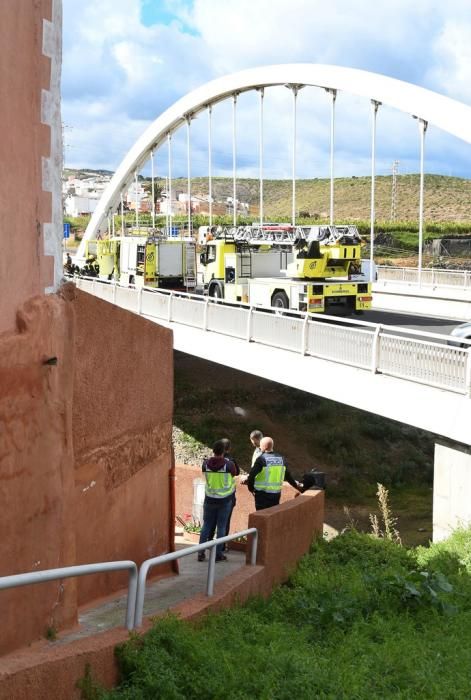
[{"left": 85, "top": 528, "right": 471, "bottom": 699}]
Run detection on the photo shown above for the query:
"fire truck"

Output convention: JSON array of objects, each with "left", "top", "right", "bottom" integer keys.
[
  {"left": 81, "top": 231, "right": 196, "bottom": 290},
  {"left": 197, "top": 224, "right": 372, "bottom": 314}
]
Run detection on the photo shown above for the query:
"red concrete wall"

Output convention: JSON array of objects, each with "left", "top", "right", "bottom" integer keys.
[
  {"left": 175, "top": 463, "right": 297, "bottom": 533},
  {"left": 248, "top": 490, "right": 325, "bottom": 586},
  {"left": 0, "top": 491, "right": 324, "bottom": 699},
  {"left": 72, "top": 289, "right": 174, "bottom": 603},
  {"left": 0, "top": 287, "right": 175, "bottom": 655},
  {"left": 0, "top": 0, "right": 176, "bottom": 663},
  {"left": 0, "top": 0, "right": 55, "bottom": 334},
  {"left": 0, "top": 292, "right": 77, "bottom": 656}
]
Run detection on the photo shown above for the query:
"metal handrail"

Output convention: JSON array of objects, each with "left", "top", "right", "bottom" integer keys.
[
  {"left": 0, "top": 561, "right": 138, "bottom": 631},
  {"left": 74, "top": 273, "right": 462, "bottom": 344},
  {"left": 376, "top": 265, "right": 471, "bottom": 290},
  {"left": 134, "top": 528, "right": 258, "bottom": 628},
  {"left": 75, "top": 276, "right": 471, "bottom": 395}
]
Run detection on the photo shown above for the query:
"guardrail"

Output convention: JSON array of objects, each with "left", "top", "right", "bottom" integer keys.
[
  {"left": 0, "top": 528, "right": 258, "bottom": 632},
  {"left": 74, "top": 276, "right": 471, "bottom": 398},
  {"left": 0, "top": 561, "right": 138, "bottom": 630},
  {"left": 134, "top": 528, "right": 258, "bottom": 627},
  {"left": 377, "top": 265, "right": 471, "bottom": 290}
]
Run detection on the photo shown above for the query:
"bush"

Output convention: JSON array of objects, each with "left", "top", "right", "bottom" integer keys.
[{"left": 88, "top": 529, "right": 471, "bottom": 699}]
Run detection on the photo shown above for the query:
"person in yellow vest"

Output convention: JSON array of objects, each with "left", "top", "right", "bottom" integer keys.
[
  {"left": 198, "top": 440, "right": 238, "bottom": 562},
  {"left": 247, "top": 436, "right": 302, "bottom": 510}
]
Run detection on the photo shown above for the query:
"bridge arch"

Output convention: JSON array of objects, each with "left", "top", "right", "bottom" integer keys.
[{"left": 77, "top": 63, "right": 471, "bottom": 258}]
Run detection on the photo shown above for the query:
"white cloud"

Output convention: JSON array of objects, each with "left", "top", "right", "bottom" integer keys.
[
  {"left": 429, "top": 18, "right": 471, "bottom": 102},
  {"left": 62, "top": 0, "right": 471, "bottom": 178}
]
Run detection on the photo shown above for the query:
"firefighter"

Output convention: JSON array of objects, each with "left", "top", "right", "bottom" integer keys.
[{"left": 247, "top": 436, "right": 302, "bottom": 510}]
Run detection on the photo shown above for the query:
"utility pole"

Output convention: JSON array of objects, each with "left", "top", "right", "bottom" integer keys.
[{"left": 390, "top": 160, "right": 399, "bottom": 221}]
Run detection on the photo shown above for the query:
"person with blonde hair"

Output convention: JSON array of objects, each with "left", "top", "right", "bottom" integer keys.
[{"left": 247, "top": 436, "right": 302, "bottom": 510}]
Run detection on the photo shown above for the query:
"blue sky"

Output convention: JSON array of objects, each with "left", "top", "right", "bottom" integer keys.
[{"left": 62, "top": 0, "right": 471, "bottom": 180}]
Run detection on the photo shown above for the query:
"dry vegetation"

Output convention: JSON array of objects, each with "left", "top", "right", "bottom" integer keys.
[{"left": 169, "top": 173, "right": 471, "bottom": 222}]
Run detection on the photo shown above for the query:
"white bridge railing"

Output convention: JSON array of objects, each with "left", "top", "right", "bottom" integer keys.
[
  {"left": 74, "top": 277, "right": 471, "bottom": 398},
  {"left": 377, "top": 265, "right": 471, "bottom": 290}
]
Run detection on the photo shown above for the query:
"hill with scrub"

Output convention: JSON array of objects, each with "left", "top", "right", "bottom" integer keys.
[{"left": 65, "top": 170, "right": 471, "bottom": 225}]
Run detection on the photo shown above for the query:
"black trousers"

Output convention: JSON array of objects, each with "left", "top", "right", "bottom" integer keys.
[{"left": 254, "top": 491, "right": 281, "bottom": 511}]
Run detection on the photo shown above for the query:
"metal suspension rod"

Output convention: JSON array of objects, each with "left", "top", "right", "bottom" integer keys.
[
  {"left": 165, "top": 176, "right": 169, "bottom": 233},
  {"left": 107, "top": 212, "right": 111, "bottom": 238},
  {"left": 120, "top": 192, "right": 124, "bottom": 235},
  {"left": 186, "top": 115, "right": 192, "bottom": 237},
  {"left": 150, "top": 148, "right": 156, "bottom": 229},
  {"left": 328, "top": 89, "right": 337, "bottom": 225},
  {"left": 417, "top": 118, "right": 428, "bottom": 287},
  {"left": 370, "top": 100, "right": 381, "bottom": 282},
  {"left": 168, "top": 132, "right": 173, "bottom": 235},
  {"left": 291, "top": 86, "right": 299, "bottom": 228},
  {"left": 112, "top": 209, "right": 115, "bottom": 237},
  {"left": 134, "top": 171, "right": 139, "bottom": 230},
  {"left": 208, "top": 104, "right": 213, "bottom": 227},
  {"left": 232, "top": 93, "right": 238, "bottom": 226},
  {"left": 259, "top": 88, "right": 264, "bottom": 227}
]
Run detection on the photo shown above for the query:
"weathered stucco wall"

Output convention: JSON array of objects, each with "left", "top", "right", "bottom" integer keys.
[
  {"left": 0, "top": 292, "right": 77, "bottom": 656},
  {"left": 0, "top": 0, "right": 175, "bottom": 665},
  {"left": 72, "top": 289, "right": 174, "bottom": 603},
  {"left": 0, "top": 0, "right": 62, "bottom": 335},
  {"left": 0, "top": 491, "right": 324, "bottom": 699},
  {"left": 0, "top": 287, "right": 175, "bottom": 655}
]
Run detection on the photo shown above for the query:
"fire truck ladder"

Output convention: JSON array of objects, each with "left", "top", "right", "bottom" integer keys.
[
  {"left": 238, "top": 242, "right": 252, "bottom": 278},
  {"left": 232, "top": 226, "right": 303, "bottom": 244},
  {"left": 184, "top": 243, "right": 197, "bottom": 291}
]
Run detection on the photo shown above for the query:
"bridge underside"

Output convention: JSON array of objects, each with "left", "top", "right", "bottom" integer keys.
[{"left": 151, "top": 317, "right": 471, "bottom": 446}]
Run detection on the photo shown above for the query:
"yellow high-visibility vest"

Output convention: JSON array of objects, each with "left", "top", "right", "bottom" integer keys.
[
  {"left": 203, "top": 461, "right": 235, "bottom": 499},
  {"left": 254, "top": 453, "right": 286, "bottom": 493}
]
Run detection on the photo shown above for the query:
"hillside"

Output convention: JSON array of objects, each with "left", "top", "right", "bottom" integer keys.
[
  {"left": 178, "top": 174, "right": 471, "bottom": 223},
  {"left": 64, "top": 170, "right": 471, "bottom": 223}
]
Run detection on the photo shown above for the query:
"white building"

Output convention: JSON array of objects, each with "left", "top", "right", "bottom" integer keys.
[{"left": 64, "top": 194, "right": 98, "bottom": 217}]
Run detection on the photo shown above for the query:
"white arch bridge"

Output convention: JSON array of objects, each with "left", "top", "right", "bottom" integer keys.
[
  {"left": 75, "top": 276, "right": 471, "bottom": 447},
  {"left": 77, "top": 63, "right": 471, "bottom": 284},
  {"left": 75, "top": 64, "right": 471, "bottom": 540}
]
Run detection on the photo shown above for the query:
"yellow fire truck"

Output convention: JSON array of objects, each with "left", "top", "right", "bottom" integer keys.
[
  {"left": 82, "top": 232, "right": 196, "bottom": 290},
  {"left": 197, "top": 224, "right": 372, "bottom": 314}
]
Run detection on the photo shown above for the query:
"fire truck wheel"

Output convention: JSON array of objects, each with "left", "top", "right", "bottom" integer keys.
[
  {"left": 271, "top": 291, "right": 289, "bottom": 309},
  {"left": 209, "top": 281, "right": 223, "bottom": 299}
]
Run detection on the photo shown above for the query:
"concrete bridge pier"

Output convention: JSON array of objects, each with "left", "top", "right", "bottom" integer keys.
[{"left": 433, "top": 442, "right": 471, "bottom": 541}]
